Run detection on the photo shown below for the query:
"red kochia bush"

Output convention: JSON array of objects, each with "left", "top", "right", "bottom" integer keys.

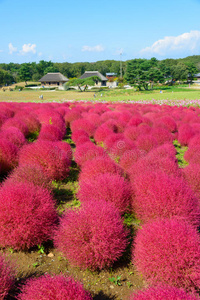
[
  {"left": 78, "top": 156, "right": 124, "bottom": 182},
  {"left": 1, "top": 117, "right": 29, "bottom": 137},
  {"left": 132, "top": 171, "right": 200, "bottom": 226},
  {"left": 0, "top": 138, "right": 18, "bottom": 174},
  {"left": 94, "top": 124, "right": 114, "bottom": 143},
  {"left": 55, "top": 141, "right": 72, "bottom": 161},
  {"left": 0, "top": 254, "right": 15, "bottom": 299},
  {"left": 0, "top": 127, "right": 26, "bottom": 148},
  {"left": 119, "top": 149, "right": 146, "bottom": 171},
  {"left": 18, "top": 141, "right": 70, "bottom": 181},
  {"left": 74, "top": 142, "right": 106, "bottom": 167},
  {"left": 133, "top": 218, "right": 200, "bottom": 292},
  {"left": 54, "top": 199, "right": 128, "bottom": 270},
  {"left": 71, "top": 129, "right": 89, "bottom": 144},
  {"left": 78, "top": 173, "right": 132, "bottom": 214},
  {"left": 0, "top": 182, "right": 58, "bottom": 250},
  {"left": 129, "top": 285, "right": 198, "bottom": 300},
  {"left": 136, "top": 134, "right": 158, "bottom": 153},
  {"left": 6, "top": 164, "right": 52, "bottom": 190},
  {"left": 182, "top": 163, "right": 200, "bottom": 199},
  {"left": 38, "top": 124, "right": 64, "bottom": 141},
  {"left": 151, "top": 127, "right": 174, "bottom": 145},
  {"left": 71, "top": 118, "right": 96, "bottom": 137},
  {"left": 18, "top": 274, "right": 92, "bottom": 300},
  {"left": 178, "top": 123, "right": 195, "bottom": 146},
  {"left": 184, "top": 145, "right": 200, "bottom": 164}
]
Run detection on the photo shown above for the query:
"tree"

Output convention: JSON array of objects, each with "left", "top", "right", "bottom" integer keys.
[
  {"left": 18, "top": 63, "right": 33, "bottom": 83},
  {"left": 66, "top": 76, "right": 100, "bottom": 92}
]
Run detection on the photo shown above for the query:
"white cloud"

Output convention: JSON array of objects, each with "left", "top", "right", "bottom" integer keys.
[
  {"left": 82, "top": 45, "right": 105, "bottom": 52},
  {"left": 8, "top": 43, "right": 17, "bottom": 54},
  {"left": 20, "top": 43, "right": 36, "bottom": 55},
  {"left": 140, "top": 30, "right": 200, "bottom": 57}
]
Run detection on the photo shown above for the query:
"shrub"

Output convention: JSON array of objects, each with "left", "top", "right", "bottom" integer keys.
[
  {"left": 71, "top": 119, "right": 96, "bottom": 137},
  {"left": 0, "top": 254, "right": 15, "bottom": 300},
  {"left": 74, "top": 142, "right": 106, "bottom": 167},
  {"left": 109, "top": 138, "right": 136, "bottom": 159},
  {"left": 184, "top": 145, "right": 200, "bottom": 164},
  {"left": 94, "top": 124, "right": 113, "bottom": 143},
  {"left": 182, "top": 163, "right": 200, "bottom": 199},
  {"left": 132, "top": 171, "right": 200, "bottom": 226},
  {"left": 38, "top": 124, "right": 64, "bottom": 141},
  {"left": 178, "top": 124, "right": 195, "bottom": 146},
  {"left": 14, "top": 113, "right": 41, "bottom": 134},
  {"left": 128, "top": 116, "right": 143, "bottom": 127},
  {"left": 1, "top": 118, "right": 29, "bottom": 137},
  {"left": 136, "top": 134, "right": 158, "bottom": 153},
  {"left": 78, "top": 156, "right": 124, "bottom": 182},
  {"left": 0, "top": 127, "right": 26, "bottom": 148},
  {"left": 133, "top": 218, "right": 200, "bottom": 292},
  {"left": 71, "top": 129, "right": 89, "bottom": 144},
  {"left": 0, "top": 138, "right": 18, "bottom": 174},
  {"left": 18, "top": 274, "right": 92, "bottom": 300},
  {"left": 64, "top": 109, "right": 82, "bottom": 127},
  {"left": 128, "top": 156, "right": 180, "bottom": 182},
  {"left": 78, "top": 173, "right": 132, "bottom": 214},
  {"left": 119, "top": 149, "right": 146, "bottom": 171},
  {"left": 54, "top": 199, "right": 128, "bottom": 270},
  {"left": 55, "top": 141, "right": 72, "bottom": 161},
  {"left": 6, "top": 164, "right": 52, "bottom": 190},
  {"left": 130, "top": 285, "right": 198, "bottom": 300},
  {"left": 151, "top": 127, "right": 174, "bottom": 145},
  {"left": 104, "top": 133, "right": 124, "bottom": 150},
  {"left": 37, "top": 110, "right": 66, "bottom": 136},
  {"left": 147, "top": 143, "right": 177, "bottom": 161},
  {"left": 155, "top": 115, "right": 177, "bottom": 133},
  {"left": 124, "top": 126, "right": 139, "bottom": 142},
  {"left": 18, "top": 141, "right": 70, "bottom": 181},
  {"left": 0, "top": 182, "right": 58, "bottom": 250}
]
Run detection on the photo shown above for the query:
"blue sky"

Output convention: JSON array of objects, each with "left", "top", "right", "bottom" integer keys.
[{"left": 1, "top": 0, "right": 200, "bottom": 63}]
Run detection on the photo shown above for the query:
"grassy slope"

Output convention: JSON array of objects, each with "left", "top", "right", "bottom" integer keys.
[{"left": 1, "top": 84, "right": 200, "bottom": 103}]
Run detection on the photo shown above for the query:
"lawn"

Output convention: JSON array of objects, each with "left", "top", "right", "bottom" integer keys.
[{"left": 1, "top": 84, "right": 200, "bottom": 105}]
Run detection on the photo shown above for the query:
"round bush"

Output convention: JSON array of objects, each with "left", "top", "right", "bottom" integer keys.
[
  {"left": 6, "top": 164, "right": 52, "bottom": 190},
  {"left": 18, "top": 141, "right": 70, "bottom": 181},
  {"left": 1, "top": 117, "right": 29, "bottom": 137},
  {"left": 136, "top": 134, "right": 158, "bottom": 153},
  {"left": 78, "top": 173, "right": 132, "bottom": 214},
  {"left": 0, "top": 254, "right": 15, "bottom": 299},
  {"left": 55, "top": 141, "right": 73, "bottom": 162},
  {"left": 119, "top": 149, "right": 146, "bottom": 171},
  {"left": 94, "top": 124, "right": 114, "bottom": 143},
  {"left": 133, "top": 218, "right": 200, "bottom": 292},
  {"left": 74, "top": 142, "right": 106, "bottom": 167},
  {"left": 0, "top": 138, "right": 18, "bottom": 174},
  {"left": 18, "top": 274, "right": 92, "bottom": 300},
  {"left": 0, "top": 127, "right": 26, "bottom": 148},
  {"left": 38, "top": 124, "right": 64, "bottom": 141},
  {"left": 0, "top": 182, "right": 58, "bottom": 250},
  {"left": 151, "top": 127, "right": 174, "bottom": 145},
  {"left": 71, "top": 119, "right": 96, "bottom": 137},
  {"left": 54, "top": 199, "right": 128, "bottom": 270},
  {"left": 78, "top": 156, "right": 124, "bottom": 182},
  {"left": 71, "top": 129, "right": 89, "bottom": 144},
  {"left": 130, "top": 285, "right": 198, "bottom": 300},
  {"left": 132, "top": 171, "right": 200, "bottom": 226},
  {"left": 183, "top": 163, "right": 200, "bottom": 199}
]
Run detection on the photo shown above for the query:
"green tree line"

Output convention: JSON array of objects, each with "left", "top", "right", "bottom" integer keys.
[{"left": 0, "top": 55, "right": 199, "bottom": 87}]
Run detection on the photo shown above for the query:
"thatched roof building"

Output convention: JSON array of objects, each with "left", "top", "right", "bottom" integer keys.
[
  {"left": 79, "top": 71, "right": 108, "bottom": 86},
  {"left": 39, "top": 73, "right": 69, "bottom": 86}
]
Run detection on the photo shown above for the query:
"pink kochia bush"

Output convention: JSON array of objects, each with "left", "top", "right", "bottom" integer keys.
[
  {"left": 78, "top": 156, "right": 123, "bottom": 182},
  {"left": 54, "top": 199, "right": 128, "bottom": 270},
  {"left": 18, "top": 141, "right": 70, "bottom": 181},
  {"left": 71, "top": 118, "right": 96, "bottom": 137},
  {"left": 78, "top": 173, "right": 132, "bottom": 214},
  {"left": 129, "top": 285, "right": 198, "bottom": 300},
  {"left": 0, "top": 254, "right": 15, "bottom": 300},
  {"left": 0, "top": 138, "right": 18, "bottom": 174},
  {"left": 74, "top": 142, "right": 106, "bottom": 167},
  {"left": 0, "top": 182, "right": 58, "bottom": 250},
  {"left": 133, "top": 218, "right": 200, "bottom": 293},
  {"left": 38, "top": 124, "right": 64, "bottom": 141},
  {"left": 183, "top": 163, "right": 200, "bottom": 199},
  {"left": 0, "top": 127, "right": 26, "bottom": 148},
  {"left": 18, "top": 274, "right": 92, "bottom": 300},
  {"left": 132, "top": 171, "right": 200, "bottom": 226},
  {"left": 6, "top": 164, "right": 52, "bottom": 190}
]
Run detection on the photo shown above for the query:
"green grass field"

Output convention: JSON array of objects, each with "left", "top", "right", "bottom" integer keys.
[{"left": 1, "top": 84, "right": 200, "bottom": 105}]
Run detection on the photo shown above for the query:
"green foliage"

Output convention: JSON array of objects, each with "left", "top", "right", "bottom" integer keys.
[
  {"left": 37, "top": 244, "right": 45, "bottom": 254},
  {"left": 173, "top": 140, "right": 188, "bottom": 168},
  {"left": 109, "top": 275, "right": 122, "bottom": 286}
]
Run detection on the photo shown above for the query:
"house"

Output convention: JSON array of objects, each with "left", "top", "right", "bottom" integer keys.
[
  {"left": 39, "top": 72, "right": 69, "bottom": 87},
  {"left": 79, "top": 71, "right": 108, "bottom": 86}
]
